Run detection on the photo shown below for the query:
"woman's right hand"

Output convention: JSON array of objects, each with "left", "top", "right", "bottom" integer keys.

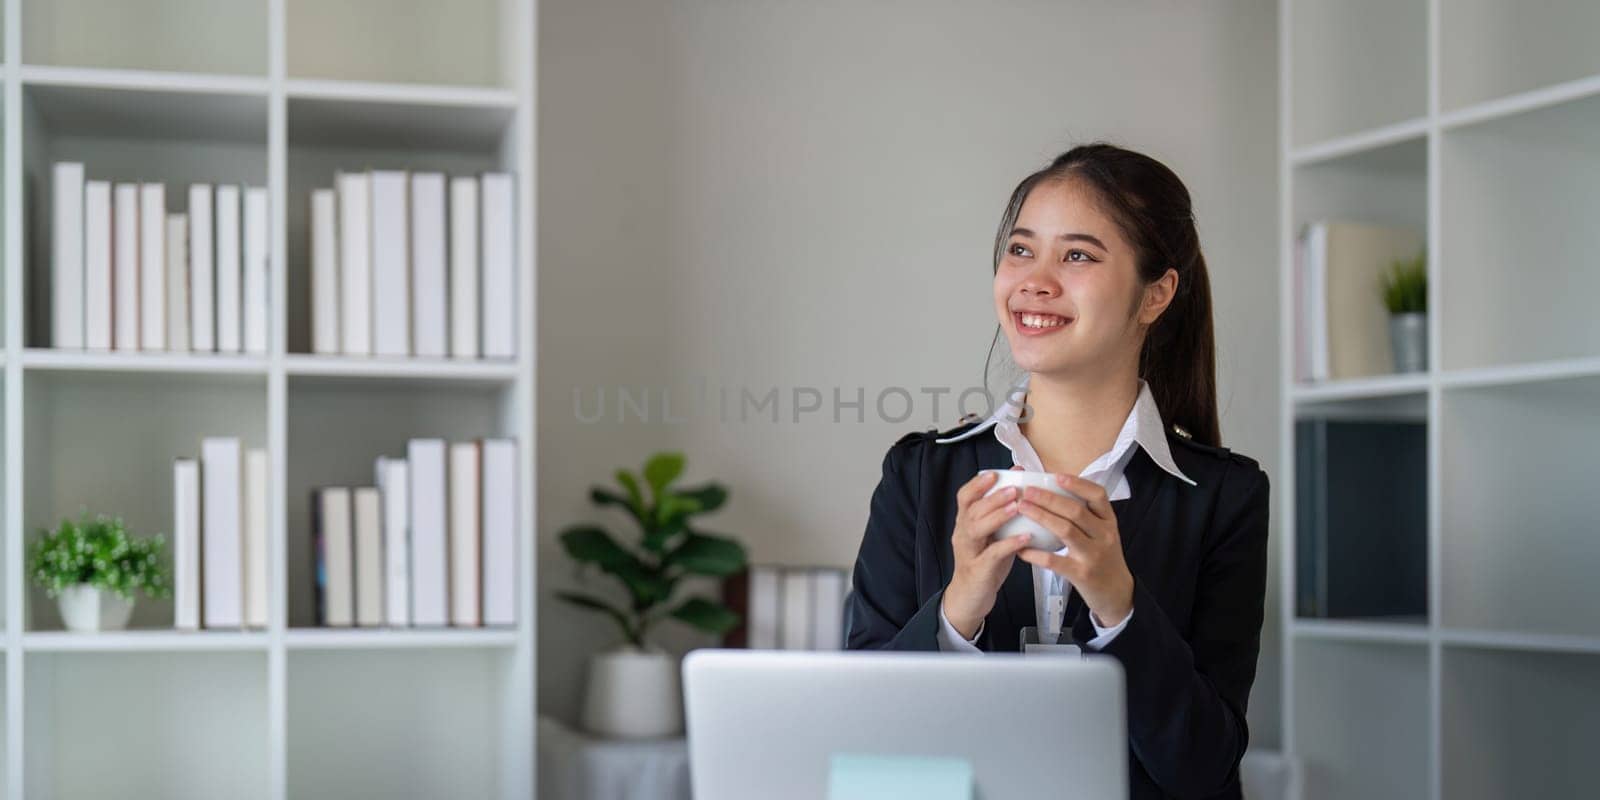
[{"left": 941, "top": 468, "right": 1031, "bottom": 639}]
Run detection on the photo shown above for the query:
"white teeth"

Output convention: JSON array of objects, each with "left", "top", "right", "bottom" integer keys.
[{"left": 1019, "top": 313, "right": 1067, "bottom": 329}]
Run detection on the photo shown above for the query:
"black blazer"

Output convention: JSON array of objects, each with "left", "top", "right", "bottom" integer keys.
[{"left": 844, "top": 419, "right": 1270, "bottom": 800}]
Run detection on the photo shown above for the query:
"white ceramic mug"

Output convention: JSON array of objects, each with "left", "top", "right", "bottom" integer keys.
[{"left": 978, "top": 468, "right": 1082, "bottom": 551}]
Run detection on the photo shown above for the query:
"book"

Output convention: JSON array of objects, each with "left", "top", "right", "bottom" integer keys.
[
  {"left": 139, "top": 183, "right": 166, "bottom": 351},
  {"left": 410, "top": 173, "right": 448, "bottom": 358},
  {"left": 165, "top": 214, "right": 190, "bottom": 352},
  {"left": 242, "top": 448, "right": 268, "bottom": 628},
  {"left": 311, "top": 188, "right": 340, "bottom": 355},
  {"left": 408, "top": 439, "right": 449, "bottom": 626},
  {"left": 201, "top": 436, "right": 242, "bottom": 628},
  {"left": 338, "top": 172, "right": 372, "bottom": 356},
  {"left": 722, "top": 565, "right": 780, "bottom": 649},
  {"left": 84, "top": 181, "right": 112, "bottom": 351},
  {"left": 778, "top": 569, "right": 812, "bottom": 650},
  {"left": 189, "top": 184, "right": 215, "bottom": 352},
  {"left": 173, "top": 458, "right": 201, "bottom": 631},
  {"left": 449, "top": 176, "right": 479, "bottom": 359},
  {"left": 480, "top": 172, "right": 515, "bottom": 359},
  {"left": 113, "top": 183, "right": 140, "bottom": 350},
  {"left": 313, "top": 487, "right": 355, "bottom": 627},
  {"left": 52, "top": 162, "right": 85, "bottom": 349},
  {"left": 376, "top": 457, "right": 411, "bottom": 627},
  {"left": 216, "top": 185, "right": 242, "bottom": 353},
  {"left": 810, "top": 568, "right": 848, "bottom": 650},
  {"left": 449, "top": 441, "right": 482, "bottom": 626},
  {"left": 243, "top": 187, "right": 269, "bottom": 355},
  {"left": 371, "top": 170, "right": 410, "bottom": 357},
  {"left": 480, "top": 438, "right": 516, "bottom": 627},
  {"left": 1295, "top": 419, "right": 1427, "bottom": 619},
  {"left": 353, "top": 486, "right": 384, "bottom": 627}
]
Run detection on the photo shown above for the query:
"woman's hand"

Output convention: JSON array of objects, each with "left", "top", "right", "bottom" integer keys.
[
  {"left": 941, "top": 468, "right": 1032, "bottom": 639},
  {"left": 1015, "top": 473, "right": 1135, "bottom": 627}
]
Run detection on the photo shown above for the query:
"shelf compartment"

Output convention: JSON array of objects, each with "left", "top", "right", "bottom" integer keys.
[
  {"left": 284, "top": 378, "right": 512, "bottom": 628},
  {"left": 23, "top": 370, "right": 267, "bottom": 632},
  {"left": 1441, "top": 646, "right": 1600, "bottom": 800},
  {"left": 287, "top": 649, "right": 511, "bottom": 798},
  {"left": 24, "top": 651, "right": 268, "bottom": 800},
  {"left": 1292, "top": 135, "right": 1426, "bottom": 244},
  {"left": 286, "top": 0, "right": 512, "bottom": 88},
  {"left": 1291, "top": 639, "right": 1430, "bottom": 800},
  {"left": 21, "top": 0, "right": 268, "bottom": 77},
  {"left": 1438, "top": 0, "right": 1600, "bottom": 113},
  {"left": 1439, "top": 91, "right": 1600, "bottom": 371},
  {"left": 1288, "top": 0, "right": 1426, "bottom": 147},
  {"left": 1439, "top": 375, "right": 1600, "bottom": 637}
]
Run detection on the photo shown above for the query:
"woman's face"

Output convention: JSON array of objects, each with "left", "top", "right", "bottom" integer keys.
[{"left": 992, "top": 178, "right": 1166, "bottom": 377}]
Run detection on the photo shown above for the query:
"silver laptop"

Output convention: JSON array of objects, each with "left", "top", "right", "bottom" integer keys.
[{"left": 684, "top": 649, "right": 1127, "bottom": 799}]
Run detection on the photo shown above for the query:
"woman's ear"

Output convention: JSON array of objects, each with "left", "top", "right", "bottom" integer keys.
[{"left": 1138, "top": 268, "right": 1180, "bottom": 326}]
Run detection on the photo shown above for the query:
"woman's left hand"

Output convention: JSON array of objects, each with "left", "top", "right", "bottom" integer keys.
[{"left": 1015, "top": 474, "right": 1135, "bottom": 628}]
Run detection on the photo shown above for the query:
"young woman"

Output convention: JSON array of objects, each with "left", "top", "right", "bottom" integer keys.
[{"left": 845, "top": 142, "right": 1270, "bottom": 800}]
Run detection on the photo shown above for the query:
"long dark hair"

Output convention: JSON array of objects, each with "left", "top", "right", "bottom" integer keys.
[{"left": 984, "top": 142, "right": 1221, "bottom": 447}]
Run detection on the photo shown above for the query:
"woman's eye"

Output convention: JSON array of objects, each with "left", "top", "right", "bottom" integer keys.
[
  {"left": 1065, "top": 249, "right": 1096, "bottom": 263},
  {"left": 1008, "top": 243, "right": 1032, "bottom": 258}
]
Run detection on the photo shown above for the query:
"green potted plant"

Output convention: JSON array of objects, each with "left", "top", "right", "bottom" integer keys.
[
  {"left": 557, "top": 451, "right": 745, "bottom": 738},
  {"left": 30, "top": 512, "right": 172, "bottom": 633},
  {"left": 1381, "top": 247, "right": 1428, "bottom": 373}
]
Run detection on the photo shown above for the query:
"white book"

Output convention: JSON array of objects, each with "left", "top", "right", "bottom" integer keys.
[
  {"left": 370, "top": 170, "right": 410, "bottom": 357},
  {"left": 407, "top": 439, "right": 449, "bottom": 626},
  {"left": 480, "top": 438, "right": 516, "bottom": 627},
  {"left": 311, "top": 188, "right": 340, "bottom": 355},
  {"left": 449, "top": 176, "right": 479, "bottom": 359},
  {"left": 52, "top": 162, "right": 85, "bottom": 349},
  {"left": 480, "top": 172, "right": 515, "bottom": 360},
  {"left": 189, "top": 184, "right": 215, "bottom": 352},
  {"left": 113, "top": 183, "right": 141, "bottom": 350},
  {"left": 173, "top": 458, "right": 201, "bottom": 631},
  {"left": 84, "top": 181, "right": 112, "bottom": 351},
  {"left": 316, "top": 488, "right": 354, "bottom": 627},
  {"left": 410, "top": 173, "right": 447, "bottom": 358},
  {"left": 809, "top": 569, "right": 847, "bottom": 650},
  {"left": 778, "top": 569, "right": 813, "bottom": 650},
  {"left": 449, "top": 441, "right": 482, "bottom": 627},
  {"left": 338, "top": 172, "right": 372, "bottom": 356},
  {"left": 201, "top": 437, "right": 243, "bottom": 628},
  {"left": 139, "top": 183, "right": 166, "bottom": 351},
  {"left": 243, "top": 187, "right": 269, "bottom": 355},
  {"left": 1307, "top": 222, "right": 1328, "bottom": 382},
  {"left": 747, "top": 566, "right": 780, "bottom": 649},
  {"left": 376, "top": 457, "right": 411, "bottom": 627},
  {"left": 165, "top": 215, "right": 190, "bottom": 352},
  {"left": 243, "top": 448, "right": 268, "bottom": 628},
  {"left": 216, "top": 185, "right": 242, "bottom": 353},
  {"left": 353, "top": 486, "right": 384, "bottom": 627}
]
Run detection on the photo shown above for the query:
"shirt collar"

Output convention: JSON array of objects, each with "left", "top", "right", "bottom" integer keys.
[{"left": 935, "top": 374, "right": 1197, "bottom": 488}]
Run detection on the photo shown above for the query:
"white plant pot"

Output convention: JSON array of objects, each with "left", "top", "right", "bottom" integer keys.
[
  {"left": 57, "top": 585, "right": 134, "bottom": 633},
  {"left": 580, "top": 645, "right": 683, "bottom": 739}
]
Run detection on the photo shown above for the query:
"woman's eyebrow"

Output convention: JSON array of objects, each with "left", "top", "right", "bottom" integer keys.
[{"left": 1009, "top": 227, "right": 1108, "bottom": 251}]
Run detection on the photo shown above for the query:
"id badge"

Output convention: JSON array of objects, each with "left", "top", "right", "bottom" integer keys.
[{"left": 1019, "top": 625, "right": 1082, "bottom": 657}]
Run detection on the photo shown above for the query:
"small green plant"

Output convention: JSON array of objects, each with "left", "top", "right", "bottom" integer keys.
[
  {"left": 1381, "top": 248, "right": 1427, "bottom": 314},
  {"left": 557, "top": 452, "right": 746, "bottom": 648},
  {"left": 29, "top": 512, "right": 172, "bottom": 601}
]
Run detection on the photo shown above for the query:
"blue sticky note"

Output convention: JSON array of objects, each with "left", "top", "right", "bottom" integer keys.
[{"left": 827, "top": 753, "right": 974, "bottom": 800}]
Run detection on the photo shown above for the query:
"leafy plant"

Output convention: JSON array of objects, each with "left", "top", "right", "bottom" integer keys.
[
  {"left": 557, "top": 452, "right": 746, "bottom": 648},
  {"left": 29, "top": 512, "right": 172, "bottom": 601},
  {"left": 1381, "top": 248, "right": 1427, "bottom": 314}
]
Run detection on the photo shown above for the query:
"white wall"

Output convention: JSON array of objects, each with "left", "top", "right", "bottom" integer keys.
[{"left": 538, "top": 0, "right": 1281, "bottom": 747}]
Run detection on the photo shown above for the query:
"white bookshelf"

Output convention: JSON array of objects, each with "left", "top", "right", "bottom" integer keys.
[
  {"left": 1280, "top": 2, "right": 1599, "bottom": 799},
  {"left": 1, "top": 1, "right": 537, "bottom": 799}
]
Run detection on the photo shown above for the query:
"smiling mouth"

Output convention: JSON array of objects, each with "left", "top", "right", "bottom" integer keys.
[{"left": 1013, "top": 311, "right": 1073, "bottom": 331}]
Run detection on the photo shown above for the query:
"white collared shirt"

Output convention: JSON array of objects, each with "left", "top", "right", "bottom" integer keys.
[{"left": 932, "top": 375, "right": 1197, "bottom": 653}]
